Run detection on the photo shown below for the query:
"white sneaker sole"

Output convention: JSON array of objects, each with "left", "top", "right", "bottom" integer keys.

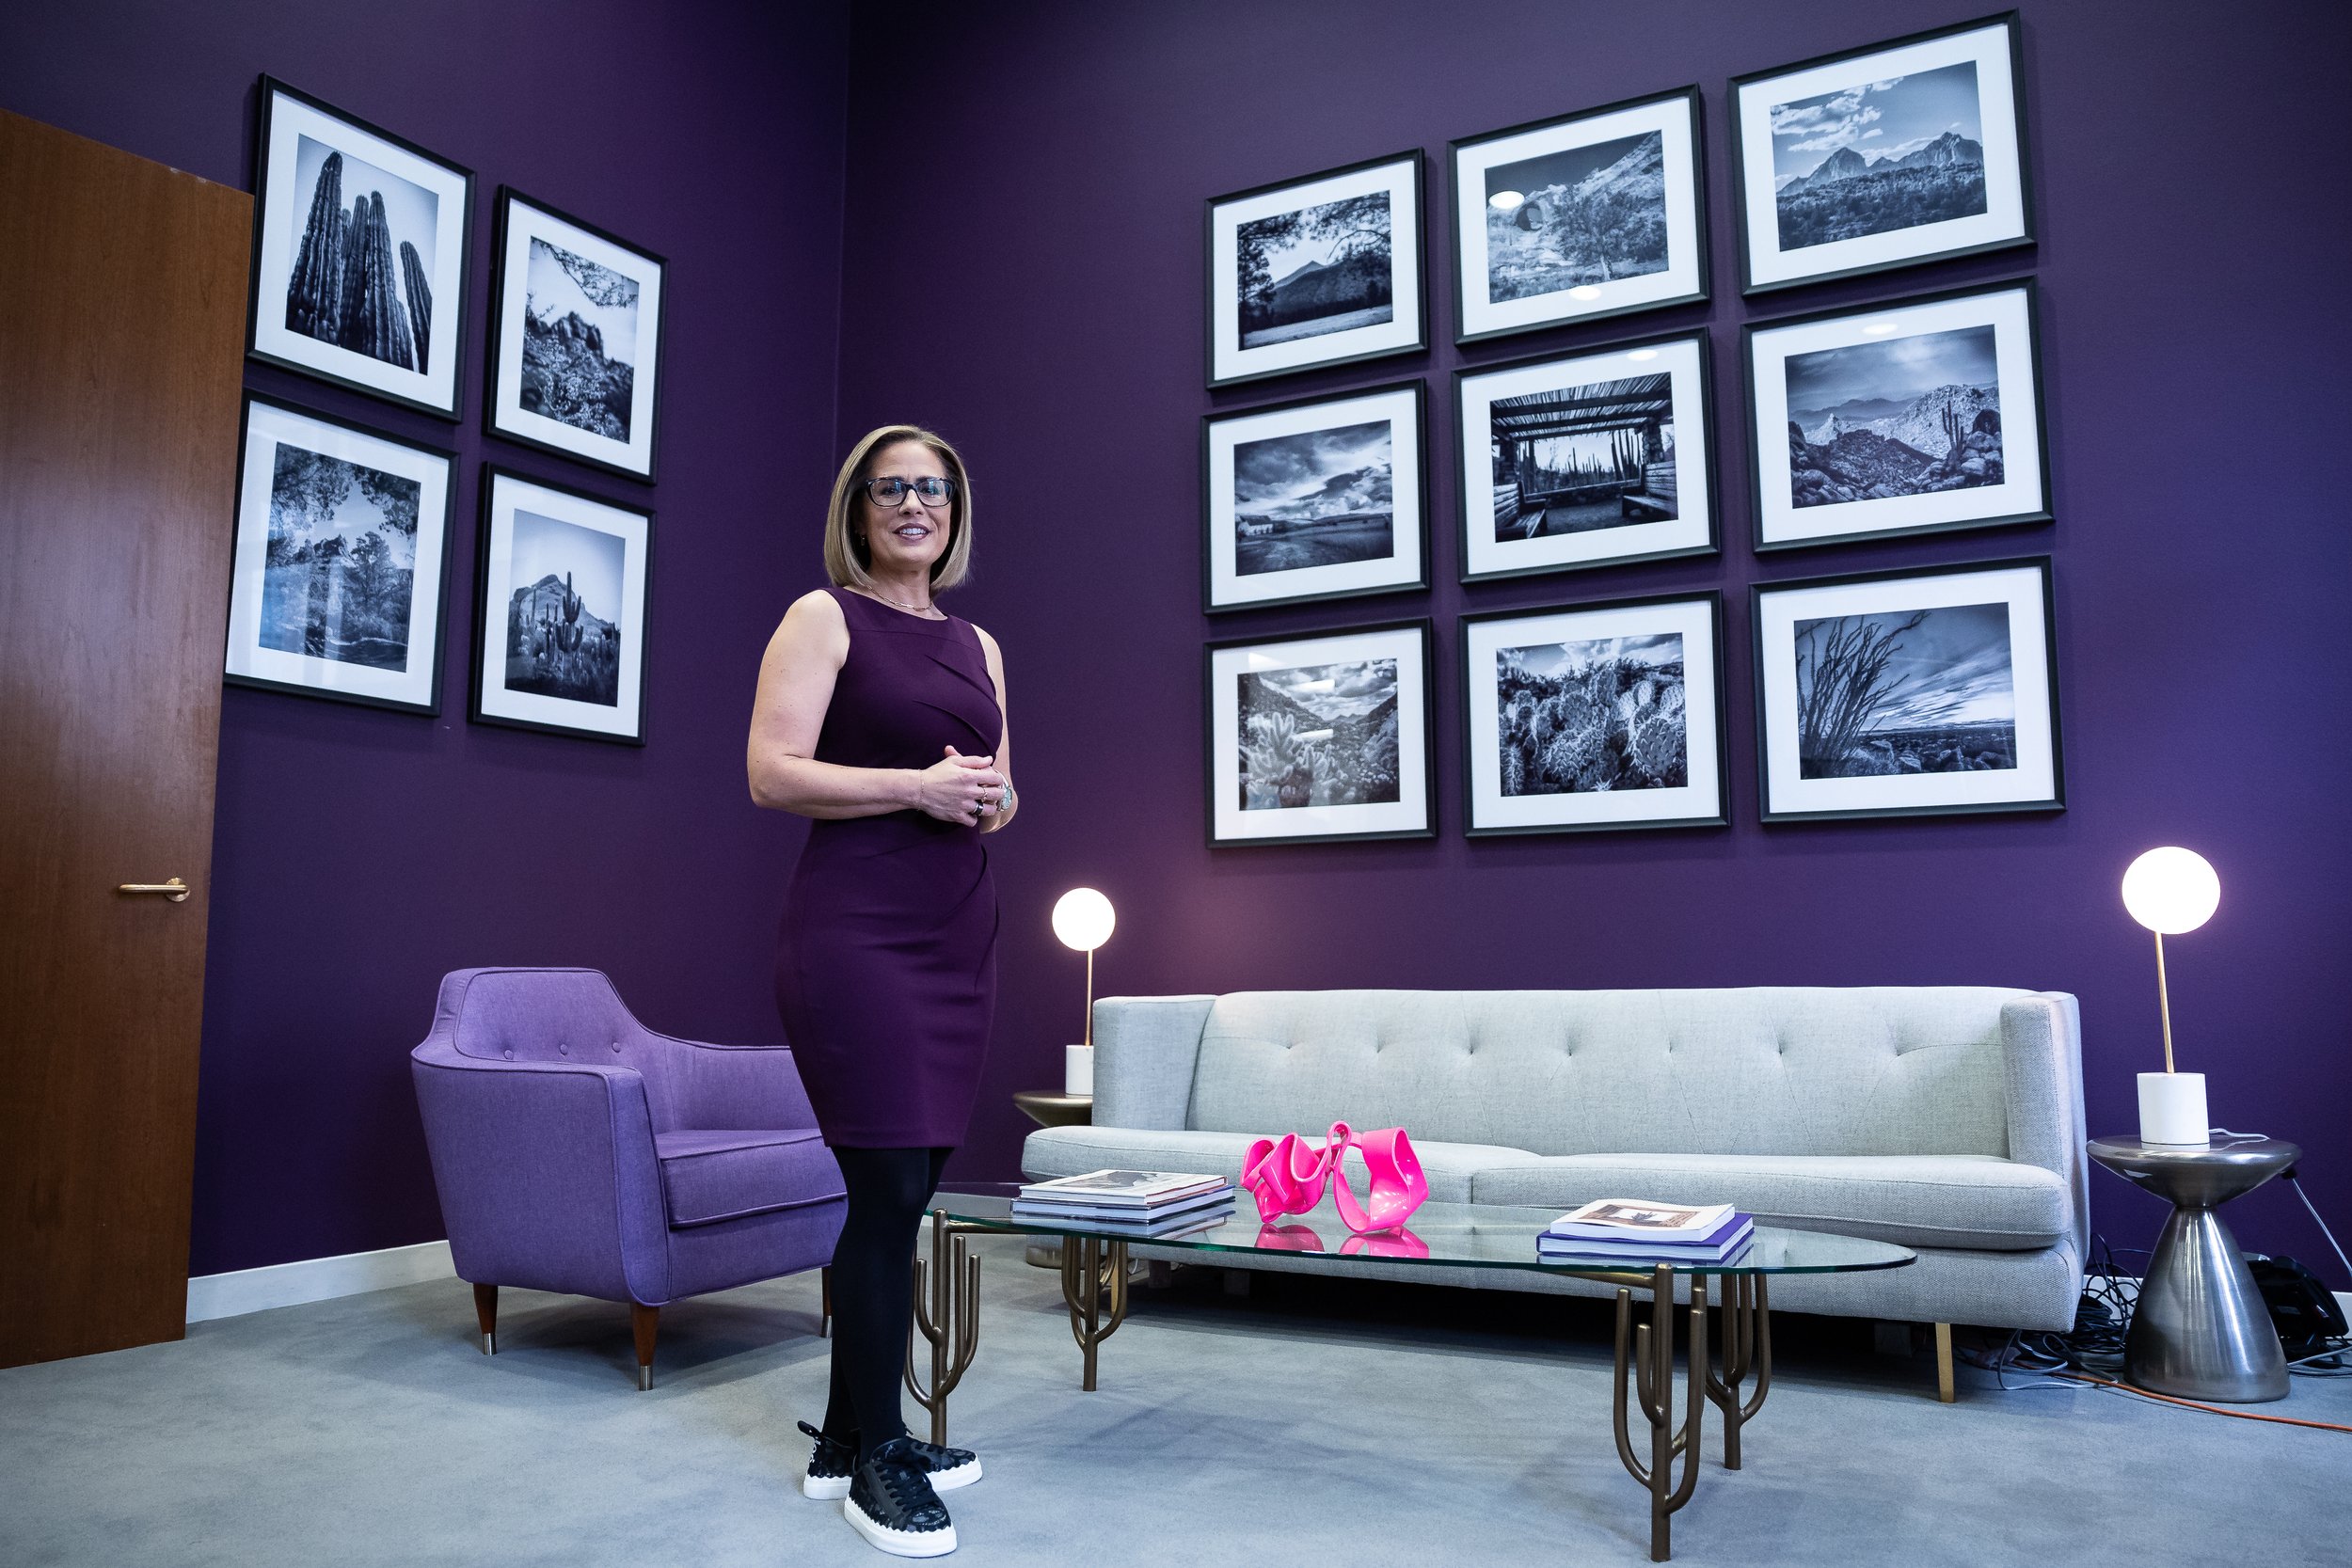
[
  {"left": 926, "top": 1456, "right": 981, "bottom": 1492},
  {"left": 802, "top": 1470, "right": 851, "bottom": 1500},
  {"left": 844, "top": 1496, "right": 958, "bottom": 1557}
]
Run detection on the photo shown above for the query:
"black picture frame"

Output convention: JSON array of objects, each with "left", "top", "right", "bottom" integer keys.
[
  {"left": 485, "top": 186, "right": 669, "bottom": 484},
  {"left": 1744, "top": 277, "right": 2050, "bottom": 553},
  {"left": 1454, "top": 326, "right": 1722, "bottom": 584},
  {"left": 1203, "top": 617, "right": 1438, "bottom": 848},
  {"left": 222, "top": 392, "right": 459, "bottom": 716},
  {"left": 1201, "top": 377, "right": 1430, "bottom": 615},
  {"left": 469, "top": 463, "right": 655, "bottom": 746},
  {"left": 1206, "top": 150, "right": 1429, "bottom": 390},
  {"left": 1751, "top": 555, "right": 2063, "bottom": 823},
  {"left": 1459, "top": 591, "right": 1730, "bottom": 836},
  {"left": 1730, "top": 11, "right": 2035, "bottom": 296},
  {"left": 1448, "top": 85, "right": 1709, "bottom": 346},
  {"left": 245, "top": 75, "right": 475, "bottom": 420}
]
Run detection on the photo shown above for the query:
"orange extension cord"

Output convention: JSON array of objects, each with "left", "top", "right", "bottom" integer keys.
[{"left": 2054, "top": 1370, "right": 2352, "bottom": 1433}]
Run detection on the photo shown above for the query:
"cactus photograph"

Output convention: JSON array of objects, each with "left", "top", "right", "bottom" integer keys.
[
  {"left": 1783, "top": 324, "right": 2001, "bottom": 509},
  {"left": 282, "top": 137, "right": 438, "bottom": 374},
  {"left": 1235, "top": 658, "right": 1401, "bottom": 811},
  {"left": 501, "top": 510, "right": 625, "bottom": 707},
  {"left": 1791, "top": 604, "right": 2014, "bottom": 780},
  {"left": 1493, "top": 634, "right": 1687, "bottom": 796}
]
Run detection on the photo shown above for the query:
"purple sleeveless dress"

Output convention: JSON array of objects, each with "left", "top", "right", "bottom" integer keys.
[{"left": 774, "top": 587, "right": 1001, "bottom": 1148}]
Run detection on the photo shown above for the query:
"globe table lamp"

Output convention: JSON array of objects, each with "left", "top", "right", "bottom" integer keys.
[
  {"left": 2121, "top": 847, "right": 2221, "bottom": 1146},
  {"left": 1052, "top": 888, "right": 1115, "bottom": 1096}
]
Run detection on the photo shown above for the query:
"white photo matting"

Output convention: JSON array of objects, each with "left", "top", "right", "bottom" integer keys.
[
  {"left": 1459, "top": 332, "right": 1715, "bottom": 581},
  {"left": 1754, "top": 559, "right": 2060, "bottom": 822},
  {"left": 1204, "top": 381, "right": 1426, "bottom": 613},
  {"left": 1734, "top": 14, "right": 2032, "bottom": 293},
  {"left": 472, "top": 468, "right": 652, "bottom": 743},
  {"left": 247, "top": 78, "right": 472, "bottom": 418},
  {"left": 1208, "top": 152, "right": 1424, "bottom": 388},
  {"left": 1463, "top": 595, "right": 1724, "bottom": 835},
  {"left": 224, "top": 396, "right": 454, "bottom": 714},
  {"left": 487, "top": 189, "right": 667, "bottom": 482},
  {"left": 1207, "top": 621, "right": 1433, "bottom": 846},
  {"left": 1748, "top": 280, "right": 2045, "bottom": 550},
  {"left": 1452, "top": 87, "right": 1708, "bottom": 344}
]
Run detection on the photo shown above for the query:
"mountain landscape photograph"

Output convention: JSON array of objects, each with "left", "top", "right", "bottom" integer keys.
[
  {"left": 502, "top": 509, "right": 625, "bottom": 706},
  {"left": 1233, "top": 419, "right": 1395, "bottom": 577},
  {"left": 1769, "top": 60, "right": 1987, "bottom": 249},
  {"left": 283, "top": 135, "right": 438, "bottom": 373},
  {"left": 521, "top": 238, "right": 640, "bottom": 441},
  {"left": 1237, "top": 658, "right": 1401, "bottom": 810},
  {"left": 1495, "top": 633, "right": 1686, "bottom": 796},
  {"left": 1483, "top": 129, "right": 1668, "bottom": 302},
  {"left": 1784, "top": 324, "right": 2002, "bottom": 508},
  {"left": 1237, "top": 192, "right": 1394, "bottom": 348},
  {"left": 1793, "top": 602, "right": 2016, "bottom": 779}
]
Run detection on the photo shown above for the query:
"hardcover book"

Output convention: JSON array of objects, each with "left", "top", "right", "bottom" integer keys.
[{"left": 1016, "top": 1170, "right": 1231, "bottom": 1209}]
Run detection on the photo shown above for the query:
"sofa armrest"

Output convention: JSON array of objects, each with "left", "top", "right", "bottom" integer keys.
[
  {"left": 410, "top": 1042, "right": 671, "bottom": 1305},
  {"left": 655, "top": 1034, "right": 822, "bottom": 1132},
  {"left": 1999, "top": 992, "right": 2090, "bottom": 1254},
  {"left": 1092, "top": 995, "right": 1215, "bottom": 1130}
]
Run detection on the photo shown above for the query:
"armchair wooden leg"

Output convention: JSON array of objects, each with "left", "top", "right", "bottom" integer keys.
[
  {"left": 472, "top": 1283, "right": 498, "bottom": 1355},
  {"left": 820, "top": 1265, "right": 833, "bottom": 1339},
  {"left": 1934, "top": 1322, "right": 1955, "bottom": 1403},
  {"left": 630, "top": 1303, "right": 660, "bottom": 1391}
]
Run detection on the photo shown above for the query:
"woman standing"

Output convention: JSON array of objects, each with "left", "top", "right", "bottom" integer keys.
[{"left": 747, "top": 424, "right": 1013, "bottom": 1559}]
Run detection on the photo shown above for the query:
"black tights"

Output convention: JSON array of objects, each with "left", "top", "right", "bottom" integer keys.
[{"left": 822, "top": 1145, "right": 952, "bottom": 1460}]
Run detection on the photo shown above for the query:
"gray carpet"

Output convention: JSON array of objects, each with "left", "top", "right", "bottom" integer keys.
[{"left": 4, "top": 1236, "right": 2345, "bottom": 1567}]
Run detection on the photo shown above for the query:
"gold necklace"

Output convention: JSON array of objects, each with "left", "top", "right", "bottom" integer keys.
[{"left": 866, "top": 585, "right": 936, "bottom": 616}]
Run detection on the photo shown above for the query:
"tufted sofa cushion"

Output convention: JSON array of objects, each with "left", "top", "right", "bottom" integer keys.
[
  {"left": 654, "top": 1129, "right": 844, "bottom": 1228},
  {"left": 1184, "top": 988, "right": 2027, "bottom": 1160}
]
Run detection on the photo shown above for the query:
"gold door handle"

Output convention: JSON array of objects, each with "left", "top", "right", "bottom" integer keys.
[{"left": 118, "top": 878, "right": 192, "bottom": 902}]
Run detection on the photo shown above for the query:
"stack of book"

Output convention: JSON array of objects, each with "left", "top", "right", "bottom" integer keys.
[
  {"left": 1011, "top": 1170, "right": 1237, "bottom": 1238},
  {"left": 1537, "top": 1198, "right": 1755, "bottom": 1264}
]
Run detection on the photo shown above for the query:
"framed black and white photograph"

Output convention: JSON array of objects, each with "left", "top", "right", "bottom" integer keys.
[
  {"left": 486, "top": 189, "right": 668, "bottom": 482},
  {"left": 246, "top": 77, "right": 473, "bottom": 418},
  {"left": 471, "top": 467, "right": 652, "bottom": 744},
  {"left": 223, "top": 395, "right": 456, "bottom": 714},
  {"left": 1207, "top": 151, "right": 1425, "bottom": 388},
  {"left": 1754, "top": 558, "right": 2060, "bottom": 822},
  {"left": 1747, "top": 280, "right": 2046, "bottom": 551},
  {"left": 1450, "top": 87, "right": 1708, "bottom": 344},
  {"left": 1461, "top": 594, "right": 1725, "bottom": 835},
  {"left": 1205, "top": 620, "right": 1434, "bottom": 847},
  {"left": 1203, "top": 380, "right": 1426, "bottom": 613},
  {"left": 1457, "top": 331, "right": 1716, "bottom": 582},
  {"left": 1732, "top": 13, "right": 2032, "bottom": 294}
]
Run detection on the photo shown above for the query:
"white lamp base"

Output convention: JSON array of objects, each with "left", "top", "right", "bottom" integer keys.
[
  {"left": 2137, "top": 1071, "right": 2209, "bottom": 1146},
  {"left": 1064, "top": 1044, "right": 1094, "bottom": 1097}
]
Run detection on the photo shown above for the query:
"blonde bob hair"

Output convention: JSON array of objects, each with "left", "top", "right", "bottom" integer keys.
[{"left": 823, "top": 424, "right": 975, "bottom": 594}]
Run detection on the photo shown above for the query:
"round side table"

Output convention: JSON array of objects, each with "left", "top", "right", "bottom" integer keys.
[
  {"left": 2087, "top": 1133, "right": 2299, "bottom": 1402},
  {"left": 1014, "top": 1090, "right": 1093, "bottom": 1267}
]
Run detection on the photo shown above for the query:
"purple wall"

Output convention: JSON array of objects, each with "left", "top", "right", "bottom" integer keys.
[
  {"left": 835, "top": 0, "right": 2352, "bottom": 1284},
  {"left": 2, "top": 1, "right": 850, "bottom": 1274}
]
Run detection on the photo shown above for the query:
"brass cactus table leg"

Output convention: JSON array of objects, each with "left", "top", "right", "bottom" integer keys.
[
  {"left": 904, "top": 1210, "right": 979, "bottom": 1444},
  {"left": 1702, "top": 1274, "right": 1771, "bottom": 1470},
  {"left": 1058, "top": 1232, "right": 1131, "bottom": 1391},
  {"left": 1610, "top": 1264, "right": 1708, "bottom": 1562}
]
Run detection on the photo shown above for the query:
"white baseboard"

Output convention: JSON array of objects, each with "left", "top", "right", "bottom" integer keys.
[{"left": 186, "top": 1239, "right": 454, "bottom": 1323}]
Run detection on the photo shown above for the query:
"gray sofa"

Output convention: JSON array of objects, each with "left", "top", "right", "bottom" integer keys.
[{"left": 1021, "top": 988, "right": 2088, "bottom": 1345}]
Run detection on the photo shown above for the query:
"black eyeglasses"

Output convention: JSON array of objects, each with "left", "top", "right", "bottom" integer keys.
[{"left": 861, "top": 476, "right": 956, "bottom": 508}]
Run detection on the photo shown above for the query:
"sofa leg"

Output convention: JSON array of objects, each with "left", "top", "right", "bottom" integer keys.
[
  {"left": 472, "top": 1283, "right": 497, "bottom": 1355},
  {"left": 1934, "top": 1322, "right": 1955, "bottom": 1403},
  {"left": 631, "top": 1303, "right": 659, "bottom": 1391},
  {"left": 820, "top": 1265, "right": 833, "bottom": 1339}
]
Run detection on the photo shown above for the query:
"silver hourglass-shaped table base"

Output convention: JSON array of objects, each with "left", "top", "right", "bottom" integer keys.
[{"left": 2089, "top": 1134, "right": 2300, "bottom": 1403}]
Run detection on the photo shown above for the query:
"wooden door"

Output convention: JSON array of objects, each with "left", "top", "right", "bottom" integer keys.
[{"left": 0, "top": 110, "right": 251, "bottom": 1366}]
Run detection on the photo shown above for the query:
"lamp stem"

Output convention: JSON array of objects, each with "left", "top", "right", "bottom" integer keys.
[
  {"left": 2153, "top": 928, "right": 2175, "bottom": 1074},
  {"left": 1083, "top": 946, "right": 1094, "bottom": 1051}
]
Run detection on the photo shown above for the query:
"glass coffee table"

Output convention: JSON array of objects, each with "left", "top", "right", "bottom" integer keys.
[{"left": 908, "top": 1184, "right": 1913, "bottom": 1561}]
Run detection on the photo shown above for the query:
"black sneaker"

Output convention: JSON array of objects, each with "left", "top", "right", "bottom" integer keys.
[
  {"left": 899, "top": 1434, "right": 981, "bottom": 1492},
  {"left": 798, "top": 1420, "right": 856, "bottom": 1500},
  {"left": 844, "top": 1436, "right": 957, "bottom": 1558}
]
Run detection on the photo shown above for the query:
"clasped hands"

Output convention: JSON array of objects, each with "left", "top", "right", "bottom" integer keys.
[{"left": 913, "top": 745, "right": 1006, "bottom": 826}]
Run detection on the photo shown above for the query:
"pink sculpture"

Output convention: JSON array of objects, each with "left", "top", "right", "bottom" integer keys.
[{"left": 1242, "top": 1121, "right": 1428, "bottom": 1235}]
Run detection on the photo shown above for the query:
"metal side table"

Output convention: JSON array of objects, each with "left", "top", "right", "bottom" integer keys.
[{"left": 2087, "top": 1133, "right": 2299, "bottom": 1402}]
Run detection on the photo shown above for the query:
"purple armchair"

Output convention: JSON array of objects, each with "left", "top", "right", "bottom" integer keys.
[{"left": 410, "top": 967, "right": 845, "bottom": 1388}]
